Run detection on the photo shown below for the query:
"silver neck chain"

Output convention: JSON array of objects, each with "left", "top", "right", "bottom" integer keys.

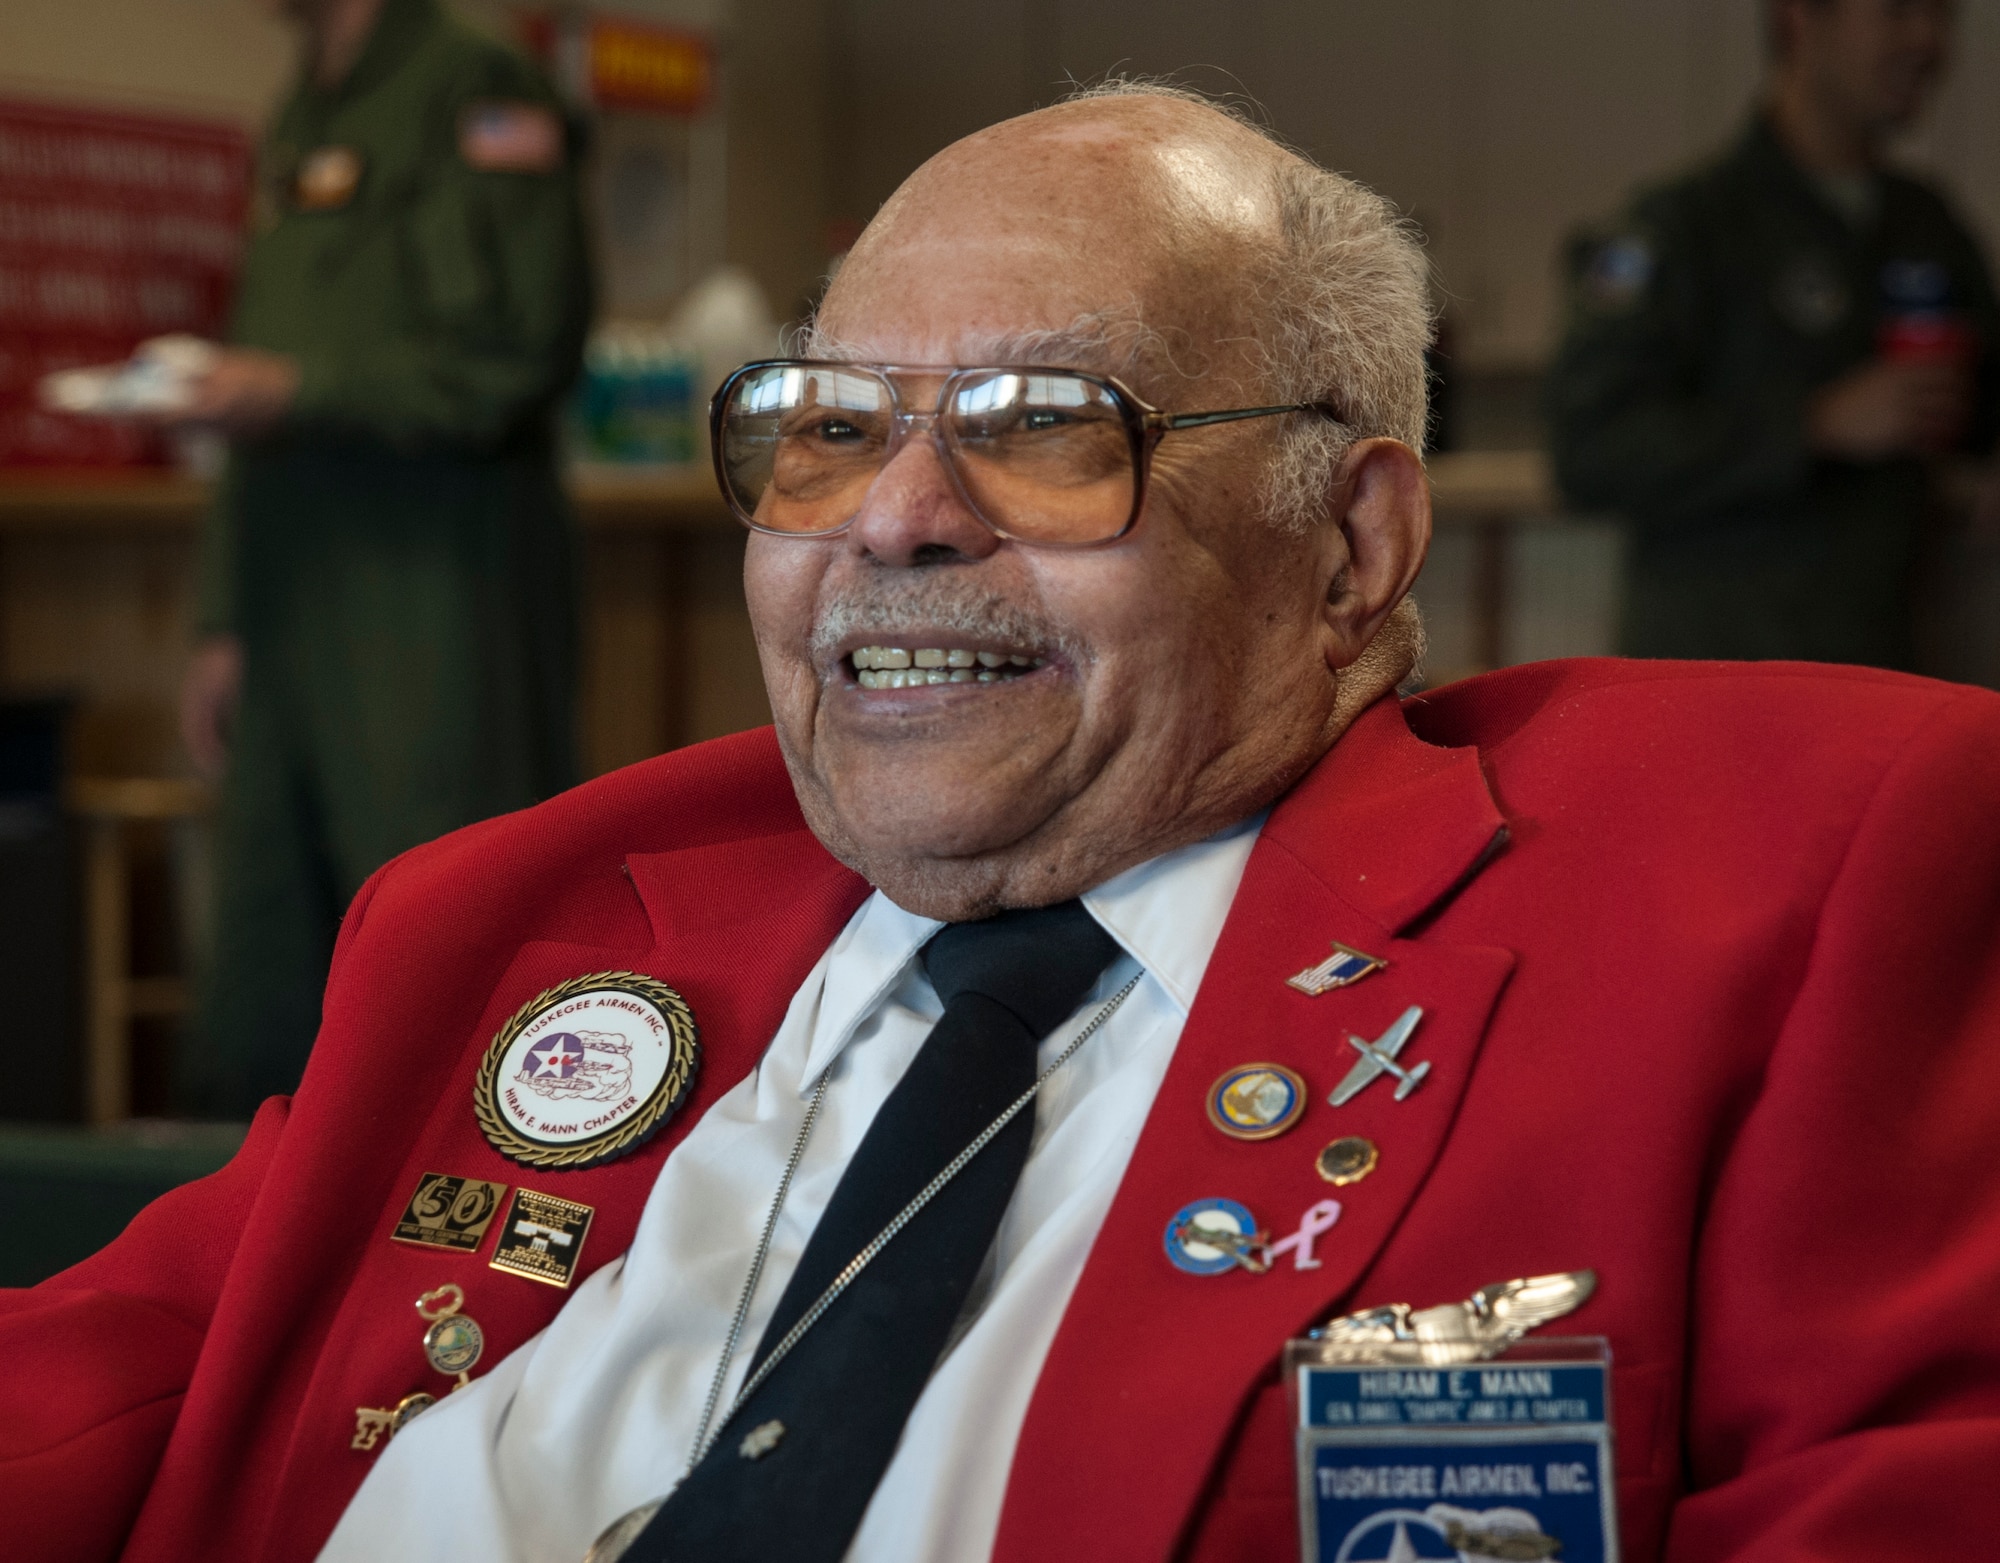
[{"left": 683, "top": 970, "right": 1142, "bottom": 1471}]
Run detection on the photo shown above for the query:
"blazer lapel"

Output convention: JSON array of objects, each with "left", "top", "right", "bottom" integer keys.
[
  {"left": 994, "top": 697, "right": 1516, "bottom": 1563},
  {"left": 256, "top": 822, "right": 869, "bottom": 1559}
]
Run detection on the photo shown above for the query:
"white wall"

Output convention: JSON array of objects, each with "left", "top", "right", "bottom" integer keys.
[{"left": 0, "top": 0, "right": 293, "bottom": 124}]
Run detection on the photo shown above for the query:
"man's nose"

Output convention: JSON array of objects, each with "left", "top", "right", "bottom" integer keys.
[{"left": 843, "top": 423, "right": 1003, "bottom": 567}]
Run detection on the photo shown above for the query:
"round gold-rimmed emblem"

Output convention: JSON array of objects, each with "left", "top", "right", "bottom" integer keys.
[
  {"left": 1316, "top": 1135, "right": 1380, "bottom": 1186},
  {"left": 1205, "top": 1063, "right": 1307, "bottom": 1141},
  {"left": 474, "top": 971, "right": 699, "bottom": 1170},
  {"left": 423, "top": 1313, "right": 484, "bottom": 1376}
]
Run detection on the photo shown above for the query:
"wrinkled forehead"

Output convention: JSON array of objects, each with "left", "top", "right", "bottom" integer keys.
[{"left": 818, "top": 108, "right": 1283, "bottom": 389}]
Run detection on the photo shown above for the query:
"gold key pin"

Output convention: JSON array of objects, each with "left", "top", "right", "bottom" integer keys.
[
  {"left": 416, "top": 1282, "right": 485, "bottom": 1391},
  {"left": 352, "top": 1391, "right": 438, "bottom": 1451},
  {"left": 351, "top": 1283, "right": 486, "bottom": 1452}
]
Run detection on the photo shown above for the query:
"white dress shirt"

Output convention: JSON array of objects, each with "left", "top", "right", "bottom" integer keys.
[{"left": 318, "top": 814, "right": 1261, "bottom": 1563}]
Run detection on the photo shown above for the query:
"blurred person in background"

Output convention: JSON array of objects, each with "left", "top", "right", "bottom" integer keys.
[
  {"left": 163, "top": 0, "right": 591, "bottom": 1116},
  {"left": 1545, "top": 0, "right": 1998, "bottom": 667}
]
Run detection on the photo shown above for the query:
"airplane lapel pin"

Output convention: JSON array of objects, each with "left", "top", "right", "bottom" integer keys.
[{"left": 1328, "top": 1004, "right": 1431, "bottom": 1106}]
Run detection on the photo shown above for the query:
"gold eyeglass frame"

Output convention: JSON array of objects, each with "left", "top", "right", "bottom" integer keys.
[{"left": 708, "top": 358, "right": 1344, "bottom": 547}]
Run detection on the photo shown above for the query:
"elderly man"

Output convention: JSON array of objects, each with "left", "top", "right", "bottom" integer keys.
[{"left": 7, "top": 86, "right": 2000, "bottom": 1563}]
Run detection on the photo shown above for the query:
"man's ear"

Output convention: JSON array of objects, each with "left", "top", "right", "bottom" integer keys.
[{"left": 1320, "top": 437, "right": 1431, "bottom": 672}]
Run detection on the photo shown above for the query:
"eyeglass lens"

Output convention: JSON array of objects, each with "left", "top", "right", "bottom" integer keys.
[{"left": 719, "top": 364, "right": 1139, "bottom": 543}]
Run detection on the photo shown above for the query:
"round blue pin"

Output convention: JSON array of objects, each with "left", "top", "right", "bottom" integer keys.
[{"left": 1164, "top": 1197, "right": 1265, "bottom": 1276}]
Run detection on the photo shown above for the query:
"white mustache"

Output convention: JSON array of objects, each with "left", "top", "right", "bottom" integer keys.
[{"left": 808, "top": 577, "right": 1080, "bottom": 662}]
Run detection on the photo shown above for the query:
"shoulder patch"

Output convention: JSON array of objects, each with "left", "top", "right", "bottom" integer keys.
[
  {"left": 458, "top": 101, "right": 564, "bottom": 173},
  {"left": 1582, "top": 234, "right": 1654, "bottom": 313}
]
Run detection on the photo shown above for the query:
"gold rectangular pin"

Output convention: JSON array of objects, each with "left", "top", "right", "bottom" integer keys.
[
  {"left": 391, "top": 1172, "right": 510, "bottom": 1253},
  {"left": 488, "top": 1187, "right": 595, "bottom": 1289}
]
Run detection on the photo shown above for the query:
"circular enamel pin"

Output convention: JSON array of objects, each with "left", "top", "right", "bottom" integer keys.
[
  {"left": 422, "top": 1313, "right": 484, "bottom": 1377},
  {"left": 1206, "top": 1063, "right": 1307, "bottom": 1141},
  {"left": 1316, "top": 1135, "right": 1380, "bottom": 1186},
  {"left": 474, "top": 971, "right": 699, "bottom": 1170},
  {"left": 1164, "top": 1197, "right": 1269, "bottom": 1275}
]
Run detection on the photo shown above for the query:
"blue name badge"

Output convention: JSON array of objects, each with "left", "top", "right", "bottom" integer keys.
[{"left": 1288, "top": 1339, "right": 1619, "bottom": 1562}]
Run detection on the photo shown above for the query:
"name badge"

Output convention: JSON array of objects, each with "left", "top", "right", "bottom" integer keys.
[{"left": 1288, "top": 1340, "right": 1620, "bottom": 1562}]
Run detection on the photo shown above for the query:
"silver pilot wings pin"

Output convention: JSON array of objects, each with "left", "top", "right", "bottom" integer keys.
[{"left": 1309, "top": 1270, "right": 1597, "bottom": 1365}]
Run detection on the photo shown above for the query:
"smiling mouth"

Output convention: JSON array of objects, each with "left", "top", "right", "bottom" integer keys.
[{"left": 848, "top": 644, "right": 1048, "bottom": 689}]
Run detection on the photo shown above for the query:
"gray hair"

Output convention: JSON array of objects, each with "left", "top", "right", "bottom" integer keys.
[{"left": 1058, "top": 78, "right": 1435, "bottom": 535}]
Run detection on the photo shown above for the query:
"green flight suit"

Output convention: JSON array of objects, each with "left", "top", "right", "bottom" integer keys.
[
  {"left": 185, "top": 0, "right": 590, "bottom": 1115},
  {"left": 1545, "top": 116, "right": 1999, "bottom": 667}
]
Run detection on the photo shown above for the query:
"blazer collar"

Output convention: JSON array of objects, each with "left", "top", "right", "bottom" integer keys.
[
  {"left": 1264, "top": 691, "right": 1509, "bottom": 935},
  {"left": 994, "top": 693, "right": 1516, "bottom": 1563}
]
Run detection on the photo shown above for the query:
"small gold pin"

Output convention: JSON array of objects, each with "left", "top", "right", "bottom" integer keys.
[
  {"left": 391, "top": 1172, "right": 509, "bottom": 1253},
  {"left": 1286, "top": 942, "right": 1386, "bottom": 996},
  {"left": 489, "top": 1188, "right": 595, "bottom": 1289},
  {"left": 1316, "top": 1136, "right": 1380, "bottom": 1186}
]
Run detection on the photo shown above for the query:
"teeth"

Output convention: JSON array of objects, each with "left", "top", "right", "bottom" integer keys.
[{"left": 849, "top": 644, "right": 1048, "bottom": 690}]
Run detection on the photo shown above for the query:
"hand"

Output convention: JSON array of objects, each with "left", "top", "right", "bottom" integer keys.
[
  {"left": 171, "top": 348, "right": 301, "bottom": 434},
  {"left": 1807, "top": 357, "right": 1970, "bottom": 461},
  {"left": 181, "top": 636, "right": 244, "bottom": 781}
]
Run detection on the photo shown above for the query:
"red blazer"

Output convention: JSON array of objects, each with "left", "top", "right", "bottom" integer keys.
[{"left": 6, "top": 658, "right": 2000, "bottom": 1563}]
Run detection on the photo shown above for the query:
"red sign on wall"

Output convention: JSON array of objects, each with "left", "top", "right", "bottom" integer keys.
[{"left": 0, "top": 98, "right": 250, "bottom": 469}]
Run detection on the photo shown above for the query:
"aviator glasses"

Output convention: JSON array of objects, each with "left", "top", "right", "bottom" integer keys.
[{"left": 711, "top": 359, "right": 1340, "bottom": 547}]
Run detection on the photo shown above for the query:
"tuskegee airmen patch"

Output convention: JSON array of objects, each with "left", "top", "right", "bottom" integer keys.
[{"left": 474, "top": 972, "right": 699, "bottom": 1170}]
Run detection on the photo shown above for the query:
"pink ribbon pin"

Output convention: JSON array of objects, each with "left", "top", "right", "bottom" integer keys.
[{"left": 1264, "top": 1198, "right": 1342, "bottom": 1271}]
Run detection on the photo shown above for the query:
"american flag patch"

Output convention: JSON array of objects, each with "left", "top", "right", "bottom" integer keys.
[{"left": 458, "top": 101, "right": 563, "bottom": 173}]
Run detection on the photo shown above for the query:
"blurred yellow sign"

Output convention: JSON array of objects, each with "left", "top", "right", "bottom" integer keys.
[{"left": 590, "top": 19, "right": 711, "bottom": 115}]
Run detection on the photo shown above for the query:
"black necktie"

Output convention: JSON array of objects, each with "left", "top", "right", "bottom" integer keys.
[{"left": 624, "top": 899, "right": 1120, "bottom": 1563}]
